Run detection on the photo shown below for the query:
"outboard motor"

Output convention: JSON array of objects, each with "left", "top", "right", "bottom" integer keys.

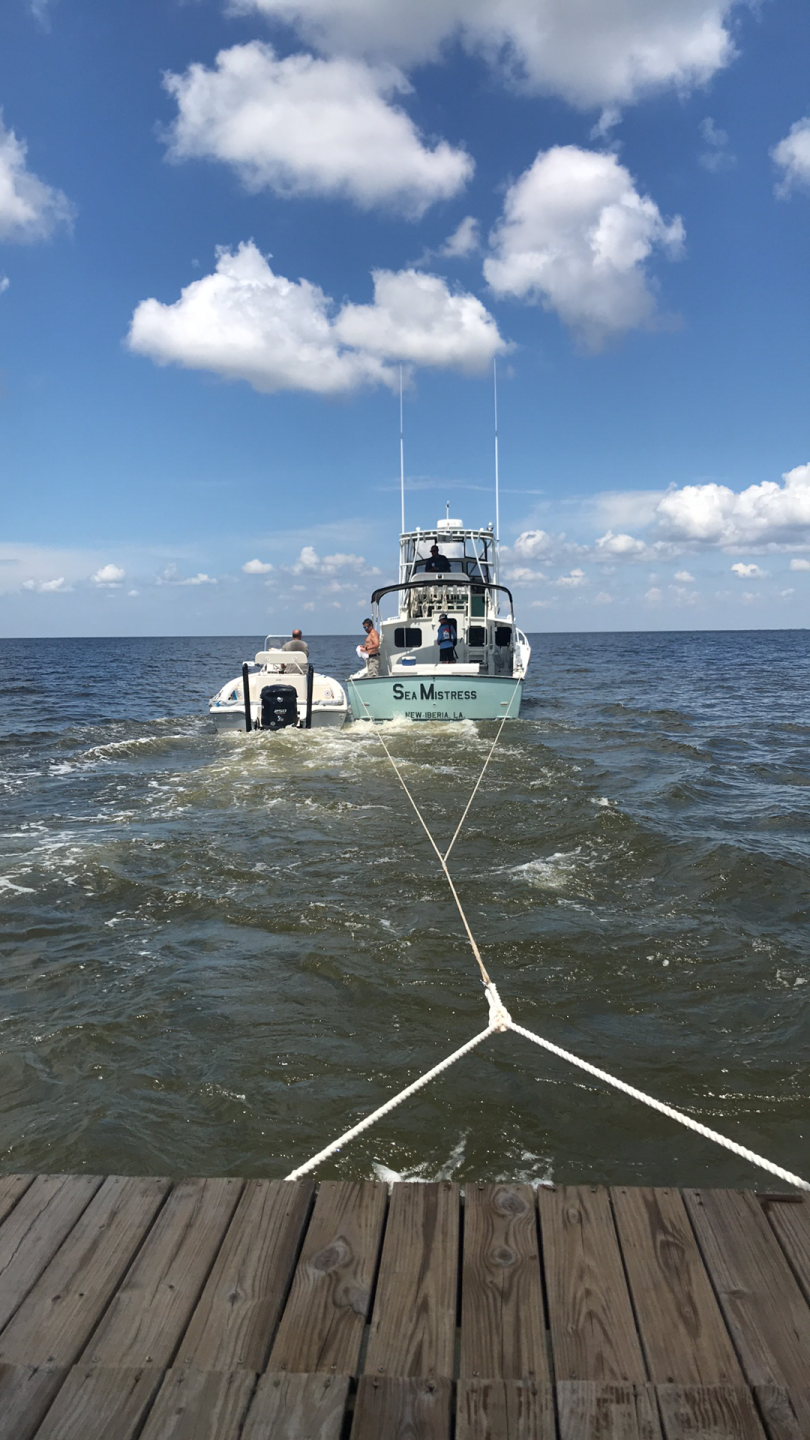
[{"left": 260, "top": 684, "right": 299, "bottom": 731}]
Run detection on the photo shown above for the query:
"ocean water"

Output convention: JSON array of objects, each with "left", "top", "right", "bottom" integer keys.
[{"left": 0, "top": 630, "right": 808, "bottom": 1187}]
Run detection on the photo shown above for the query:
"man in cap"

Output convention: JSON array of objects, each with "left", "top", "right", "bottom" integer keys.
[{"left": 437, "top": 613, "right": 457, "bottom": 663}]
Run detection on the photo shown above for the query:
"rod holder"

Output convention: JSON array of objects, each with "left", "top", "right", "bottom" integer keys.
[{"left": 242, "top": 662, "right": 252, "bottom": 732}]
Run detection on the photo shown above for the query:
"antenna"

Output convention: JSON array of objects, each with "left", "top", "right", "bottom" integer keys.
[
  {"left": 493, "top": 359, "right": 500, "bottom": 586},
  {"left": 399, "top": 365, "right": 405, "bottom": 534}
]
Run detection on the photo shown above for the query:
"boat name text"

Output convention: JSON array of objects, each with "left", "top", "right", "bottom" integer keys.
[{"left": 392, "top": 683, "right": 478, "bottom": 701}]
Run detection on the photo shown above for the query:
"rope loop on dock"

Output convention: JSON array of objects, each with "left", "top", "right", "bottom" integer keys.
[{"left": 285, "top": 700, "right": 810, "bottom": 1193}]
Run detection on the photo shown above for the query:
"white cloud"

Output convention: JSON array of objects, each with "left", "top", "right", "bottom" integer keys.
[
  {"left": 504, "top": 565, "right": 545, "bottom": 583},
  {"left": 655, "top": 463, "right": 810, "bottom": 549},
  {"left": 595, "top": 529, "right": 646, "bottom": 557},
  {"left": 156, "top": 565, "right": 217, "bottom": 585},
  {"left": 243, "top": 558, "right": 274, "bottom": 573},
  {"left": 674, "top": 569, "right": 695, "bottom": 581},
  {"left": 128, "top": 243, "right": 505, "bottom": 395},
  {"left": 231, "top": 0, "right": 739, "bottom": 109},
  {"left": 0, "top": 276, "right": 9, "bottom": 295},
  {"left": 335, "top": 269, "right": 506, "bottom": 373},
  {"left": 292, "top": 546, "right": 372, "bottom": 575},
  {"left": 22, "top": 575, "right": 71, "bottom": 593},
  {"left": 165, "top": 43, "right": 471, "bottom": 216},
  {"left": 92, "top": 563, "right": 125, "bottom": 586},
  {"left": 512, "top": 529, "right": 554, "bottom": 559},
  {"left": 699, "top": 116, "right": 735, "bottom": 172},
  {"left": 772, "top": 118, "right": 810, "bottom": 198},
  {"left": 645, "top": 586, "right": 662, "bottom": 603},
  {"left": 484, "top": 146, "right": 684, "bottom": 349},
  {"left": 180, "top": 573, "right": 217, "bottom": 585},
  {"left": 781, "top": 588, "right": 795, "bottom": 598},
  {"left": 0, "top": 115, "right": 73, "bottom": 241},
  {"left": 790, "top": 558, "right": 810, "bottom": 571},
  {"left": 556, "top": 567, "right": 586, "bottom": 587},
  {"left": 440, "top": 216, "right": 480, "bottom": 258},
  {"left": 595, "top": 591, "right": 613, "bottom": 604},
  {"left": 731, "top": 562, "right": 766, "bottom": 579}
]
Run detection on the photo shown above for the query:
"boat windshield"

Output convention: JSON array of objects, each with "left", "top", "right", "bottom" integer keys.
[{"left": 411, "top": 559, "right": 491, "bottom": 578}]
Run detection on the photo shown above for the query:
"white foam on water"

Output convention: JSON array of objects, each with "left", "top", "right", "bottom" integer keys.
[
  {"left": 0, "top": 875, "right": 35, "bottom": 894},
  {"left": 508, "top": 848, "right": 585, "bottom": 890}
]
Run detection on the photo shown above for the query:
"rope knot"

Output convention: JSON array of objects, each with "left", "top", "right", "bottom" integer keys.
[{"left": 485, "top": 982, "right": 512, "bottom": 1033}]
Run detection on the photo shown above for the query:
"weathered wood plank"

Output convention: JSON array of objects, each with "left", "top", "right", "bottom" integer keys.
[
  {"left": 460, "top": 1183, "right": 548, "bottom": 1382},
  {"left": 31, "top": 1364, "right": 164, "bottom": 1440},
  {"left": 456, "top": 1380, "right": 555, "bottom": 1439},
  {"left": 268, "top": 1180, "right": 387, "bottom": 1375},
  {"left": 0, "top": 1175, "right": 103, "bottom": 1336},
  {"left": 83, "top": 1177, "right": 242, "bottom": 1368},
  {"left": 763, "top": 1198, "right": 810, "bottom": 1305},
  {"left": 364, "top": 1182, "right": 458, "bottom": 1380},
  {"left": 0, "top": 1175, "right": 170, "bottom": 1367},
  {"left": 684, "top": 1189, "right": 810, "bottom": 1388},
  {"left": 352, "top": 1376, "right": 452, "bottom": 1440},
  {"left": 241, "top": 1372, "right": 349, "bottom": 1440},
  {"left": 556, "top": 1382, "right": 662, "bottom": 1440},
  {"left": 656, "top": 1385, "right": 765, "bottom": 1439},
  {"left": 539, "top": 1185, "right": 646, "bottom": 1383},
  {"left": 611, "top": 1187, "right": 743, "bottom": 1386},
  {"left": 138, "top": 1367, "right": 256, "bottom": 1440},
  {"left": 0, "top": 1176, "right": 35, "bottom": 1229},
  {"left": 755, "top": 1387, "right": 810, "bottom": 1440},
  {"left": 0, "top": 1364, "right": 66, "bottom": 1440},
  {"left": 175, "top": 1179, "right": 313, "bottom": 1372}
]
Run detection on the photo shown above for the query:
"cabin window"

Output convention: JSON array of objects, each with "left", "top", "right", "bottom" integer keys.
[
  {"left": 468, "top": 626, "right": 487, "bottom": 647},
  {"left": 394, "top": 627, "right": 423, "bottom": 648},
  {"left": 495, "top": 626, "right": 512, "bottom": 647}
]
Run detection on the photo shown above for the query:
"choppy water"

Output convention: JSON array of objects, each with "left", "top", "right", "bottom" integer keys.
[{"left": 0, "top": 631, "right": 808, "bottom": 1187}]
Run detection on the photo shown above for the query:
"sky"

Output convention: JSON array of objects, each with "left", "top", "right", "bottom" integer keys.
[{"left": 0, "top": 0, "right": 808, "bottom": 637}]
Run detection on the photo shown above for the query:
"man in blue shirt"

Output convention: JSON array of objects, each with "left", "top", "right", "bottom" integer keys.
[{"left": 437, "top": 613, "right": 457, "bottom": 663}]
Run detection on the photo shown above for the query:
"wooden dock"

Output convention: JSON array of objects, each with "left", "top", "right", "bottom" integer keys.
[{"left": 0, "top": 1176, "right": 808, "bottom": 1438}]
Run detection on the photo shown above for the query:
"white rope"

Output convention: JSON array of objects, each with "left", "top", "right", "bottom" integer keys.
[
  {"left": 284, "top": 1022, "right": 494, "bottom": 1181},
  {"left": 504, "top": 1015, "right": 810, "bottom": 1192},
  {"left": 355, "top": 692, "right": 493, "bottom": 985},
  {"left": 443, "top": 687, "right": 519, "bottom": 862},
  {"left": 285, "top": 687, "right": 810, "bottom": 1193}
]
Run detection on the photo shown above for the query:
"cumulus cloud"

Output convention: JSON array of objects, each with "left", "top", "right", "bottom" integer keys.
[
  {"left": 291, "top": 546, "right": 374, "bottom": 575},
  {"left": 22, "top": 575, "right": 70, "bottom": 593},
  {"left": 231, "top": 0, "right": 739, "bottom": 109},
  {"left": 92, "top": 563, "right": 125, "bottom": 586},
  {"left": 512, "top": 529, "right": 554, "bottom": 559},
  {"left": 335, "top": 269, "right": 506, "bottom": 373},
  {"left": 655, "top": 463, "right": 810, "bottom": 549},
  {"left": 440, "top": 216, "right": 480, "bottom": 258},
  {"left": 731, "top": 562, "right": 766, "bottom": 579},
  {"left": 556, "top": 567, "right": 586, "bottom": 587},
  {"left": 242, "top": 558, "right": 274, "bottom": 573},
  {"left": 484, "top": 146, "right": 684, "bottom": 349},
  {"left": 165, "top": 43, "right": 471, "bottom": 216},
  {"left": 698, "top": 116, "right": 735, "bottom": 172},
  {"left": 645, "top": 586, "right": 662, "bottom": 603},
  {"left": 790, "top": 558, "right": 810, "bottom": 571},
  {"left": 674, "top": 569, "right": 695, "bottom": 582},
  {"left": 128, "top": 243, "right": 505, "bottom": 395},
  {"left": 595, "top": 530, "right": 646, "bottom": 558},
  {"left": 504, "top": 565, "right": 546, "bottom": 583},
  {"left": 772, "top": 118, "right": 810, "bottom": 197},
  {"left": 0, "top": 115, "right": 74, "bottom": 241},
  {"left": 156, "top": 565, "right": 217, "bottom": 585}
]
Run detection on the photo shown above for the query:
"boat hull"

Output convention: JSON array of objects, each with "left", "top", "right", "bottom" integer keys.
[
  {"left": 210, "top": 707, "right": 346, "bottom": 733},
  {"left": 348, "top": 673, "right": 523, "bottom": 722}
]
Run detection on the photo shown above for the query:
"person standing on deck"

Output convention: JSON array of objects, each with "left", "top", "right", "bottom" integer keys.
[
  {"left": 360, "top": 618, "right": 380, "bottom": 676},
  {"left": 437, "top": 613, "right": 457, "bottom": 664},
  {"left": 282, "top": 629, "right": 309, "bottom": 656}
]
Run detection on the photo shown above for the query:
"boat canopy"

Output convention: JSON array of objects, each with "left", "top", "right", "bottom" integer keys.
[{"left": 370, "top": 576, "right": 514, "bottom": 610}]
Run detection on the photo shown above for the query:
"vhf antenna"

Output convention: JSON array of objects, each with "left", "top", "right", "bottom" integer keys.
[
  {"left": 493, "top": 359, "right": 500, "bottom": 586},
  {"left": 399, "top": 365, "right": 405, "bottom": 534}
]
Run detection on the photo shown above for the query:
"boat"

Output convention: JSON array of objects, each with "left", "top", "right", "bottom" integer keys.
[
  {"left": 209, "top": 638, "right": 348, "bottom": 732},
  {"left": 347, "top": 518, "right": 530, "bottom": 721}
]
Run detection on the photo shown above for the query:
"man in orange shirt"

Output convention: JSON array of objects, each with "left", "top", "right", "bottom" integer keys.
[{"left": 360, "top": 618, "right": 380, "bottom": 677}]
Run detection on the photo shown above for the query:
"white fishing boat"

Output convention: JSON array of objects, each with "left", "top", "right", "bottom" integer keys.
[
  {"left": 209, "top": 638, "right": 348, "bottom": 732},
  {"left": 347, "top": 518, "right": 530, "bottom": 722}
]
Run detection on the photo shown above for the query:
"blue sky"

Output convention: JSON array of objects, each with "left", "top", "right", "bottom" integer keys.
[{"left": 1, "top": 0, "right": 808, "bottom": 636}]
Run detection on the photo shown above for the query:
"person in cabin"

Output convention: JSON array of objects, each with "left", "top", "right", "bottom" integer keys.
[
  {"left": 424, "top": 543, "right": 451, "bottom": 572},
  {"left": 282, "top": 628, "right": 309, "bottom": 656},
  {"left": 437, "top": 613, "right": 457, "bottom": 663},
  {"left": 360, "top": 618, "right": 380, "bottom": 676}
]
